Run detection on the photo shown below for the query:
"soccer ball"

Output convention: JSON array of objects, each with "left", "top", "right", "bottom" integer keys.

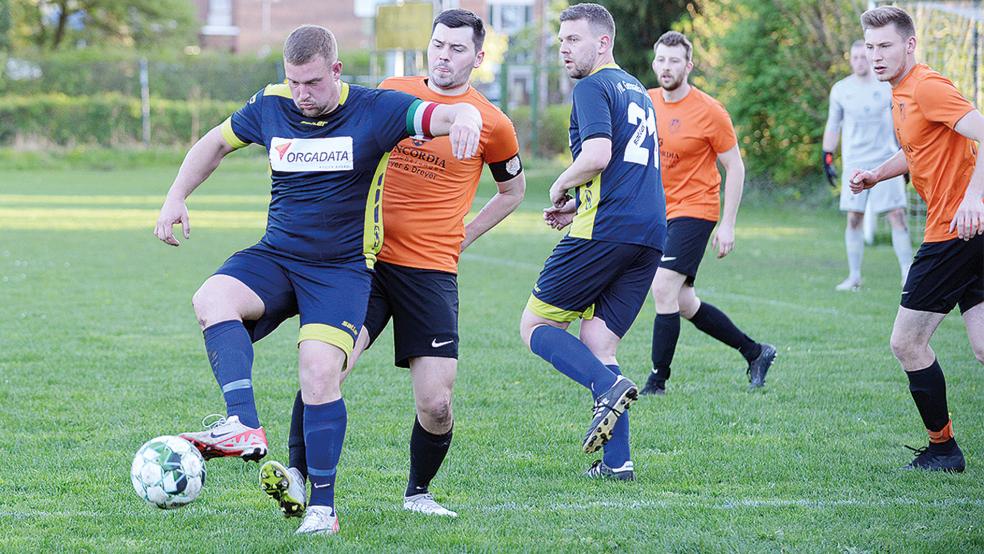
[{"left": 130, "top": 435, "right": 206, "bottom": 509}]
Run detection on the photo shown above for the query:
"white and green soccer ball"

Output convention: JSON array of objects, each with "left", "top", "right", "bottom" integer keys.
[{"left": 130, "top": 435, "right": 206, "bottom": 509}]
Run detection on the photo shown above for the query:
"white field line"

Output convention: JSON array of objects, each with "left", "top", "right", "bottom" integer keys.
[{"left": 3, "top": 496, "right": 983, "bottom": 520}]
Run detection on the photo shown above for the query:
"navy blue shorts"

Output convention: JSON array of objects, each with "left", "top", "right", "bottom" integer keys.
[
  {"left": 526, "top": 236, "right": 661, "bottom": 338},
  {"left": 660, "top": 217, "right": 716, "bottom": 286},
  {"left": 363, "top": 261, "right": 459, "bottom": 368},
  {"left": 901, "top": 234, "right": 983, "bottom": 314},
  {"left": 214, "top": 244, "right": 371, "bottom": 356}
]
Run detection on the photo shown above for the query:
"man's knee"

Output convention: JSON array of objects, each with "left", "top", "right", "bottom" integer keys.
[
  {"left": 298, "top": 342, "right": 345, "bottom": 402},
  {"left": 192, "top": 285, "right": 223, "bottom": 328},
  {"left": 887, "top": 209, "right": 907, "bottom": 229},
  {"left": 417, "top": 394, "right": 453, "bottom": 430},
  {"left": 650, "top": 275, "right": 680, "bottom": 305},
  {"left": 847, "top": 212, "right": 864, "bottom": 229},
  {"left": 679, "top": 292, "right": 700, "bottom": 319}
]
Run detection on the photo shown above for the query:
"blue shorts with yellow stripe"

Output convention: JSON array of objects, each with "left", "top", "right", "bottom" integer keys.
[
  {"left": 527, "top": 236, "right": 661, "bottom": 338},
  {"left": 214, "top": 243, "right": 370, "bottom": 357}
]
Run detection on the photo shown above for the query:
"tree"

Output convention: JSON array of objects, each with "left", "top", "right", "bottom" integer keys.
[
  {"left": 10, "top": 0, "right": 195, "bottom": 51},
  {"left": 594, "top": 0, "right": 695, "bottom": 87},
  {"left": 680, "top": 0, "right": 868, "bottom": 185}
]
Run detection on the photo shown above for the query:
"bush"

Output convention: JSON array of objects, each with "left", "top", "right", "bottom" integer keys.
[
  {"left": 510, "top": 103, "right": 572, "bottom": 159},
  {"left": 0, "top": 93, "right": 241, "bottom": 146}
]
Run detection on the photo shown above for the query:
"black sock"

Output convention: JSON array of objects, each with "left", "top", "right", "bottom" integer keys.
[
  {"left": 651, "top": 312, "right": 681, "bottom": 382},
  {"left": 406, "top": 417, "right": 453, "bottom": 497},
  {"left": 689, "top": 302, "right": 760, "bottom": 361},
  {"left": 906, "top": 360, "right": 951, "bottom": 448},
  {"left": 288, "top": 389, "right": 307, "bottom": 479}
]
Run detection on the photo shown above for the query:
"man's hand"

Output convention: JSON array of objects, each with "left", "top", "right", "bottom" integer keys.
[
  {"left": 711, "top": 223, "right": 735, "bottom": 258},
  {"left": 549, "top": 181, "right": 572, "bottom": 208},
  {"left": 823, "top": 151, "right": 838, "bottom": 188},
  {"left": 154, "top": 196, "right": 190, "bottom": 246},
  {"left": 949, "top": 194, "right": 984, "bottom": 240},
  {"left": 544, "top": 200, "right": 575, "bottom": 230},
  {"left": 849, "top": 169, "right": 878, "bottom": 194},
  {"left": 448, "top": 104, "right": 482, "bottom": 160}
]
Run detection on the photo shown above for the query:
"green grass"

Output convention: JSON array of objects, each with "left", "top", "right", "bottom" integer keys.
[{"left": 0, "top": 155, "right": 981, "bottom": 552}]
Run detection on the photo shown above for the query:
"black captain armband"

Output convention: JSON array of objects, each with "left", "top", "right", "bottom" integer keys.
[{"left": 489, "top": 153, "right": 524, "bottom": 182}]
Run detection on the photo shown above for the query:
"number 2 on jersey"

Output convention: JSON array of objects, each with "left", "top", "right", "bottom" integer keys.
[{"left": 624, "top": 101, "right": 658, "bottom": 168}]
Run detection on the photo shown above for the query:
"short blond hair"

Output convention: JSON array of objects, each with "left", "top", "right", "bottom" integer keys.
[{"left": 283, "top": 25, "right": 337, "bottom": 65}]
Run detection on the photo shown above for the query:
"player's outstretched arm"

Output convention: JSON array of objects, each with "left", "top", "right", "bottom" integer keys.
[
  {"left": 548, "top": 138, "right": 612, "bottom": 207},
  {"left": 849, "top": 149, "right": 908, "bottom": 195},
  {"left": 713, "top": 145, "right": 745, "bottom": 258},
  {"left": 429, "top": 103, "right": 483, "bottom": 160},
  {"left": 461, "top": 173, "right": 526, "bottom": 252},
  {"left": 950, "top": 109, "right": 984, "bottom": 239},
  {"left": 154, "top": 126, "right": 235, "bottom": 246}
]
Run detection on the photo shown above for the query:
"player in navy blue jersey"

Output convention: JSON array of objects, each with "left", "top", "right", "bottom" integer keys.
[
  {"left": 153, "top": 25, "right": 482, "bottom": 535},
  {"left": 521, "top": 3, "right": 666, "bottom": 480}
]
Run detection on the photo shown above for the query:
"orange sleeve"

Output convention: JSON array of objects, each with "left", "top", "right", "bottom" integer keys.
[
  {"left": 483, "top": 110, "right": 520, "bottom": 164},
  {"left": 916, "top": 75, "right": 976, "bottom": 129},
  {"left": 707, "top": 100, "right": 738, "bottom": 154}
]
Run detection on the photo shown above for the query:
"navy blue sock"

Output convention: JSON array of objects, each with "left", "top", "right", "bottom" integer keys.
[
  {"left": 288, "top": 390, "right": 307, "bottom": 478},
  {"left": 304, "top": 398, "right": 347, "bottom": 508},
  {"left": 203, "top": 320, "right": 259, "bottom": 428},
  {"left": 651, "top": 312, "right": 680, "bottom": 382},
  {"left": 689, "top": 303, "right": 760, "bottom": 362},
  {"left": 530, "top": 325, "right": 617, "bottom": 395},
  {"left": 602, "top": 364, "right": 631, "bottom": 468}
]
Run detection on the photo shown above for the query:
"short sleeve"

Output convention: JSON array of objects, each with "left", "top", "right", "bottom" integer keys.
[
  {"left": 825, "top": 85, "right": 844, "bottom": 134},
  {"left": 483, "top": 112, "right": 520, "bottom": 164},
  {"left": 916, "top": 75, "right": 975, "bottom": 128},
  {"left": 707, "top": 100, "right": 738, "bottom": 153},
  {"left": 370, "top": 89, "right": 421, "bottom": 151},
  {"left": 222, "top": 88, "right": 265, "bottom": 149},
  {"left": 573, "top": 78, "right": 612, "bottom": 142}
]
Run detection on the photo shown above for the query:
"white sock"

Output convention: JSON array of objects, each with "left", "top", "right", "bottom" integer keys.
[
  {"left": 892, "top": 226, "right": 913, "bottom": 282},
  {"left": 845, "top": 226, "right": 864, "bottom": 280}
]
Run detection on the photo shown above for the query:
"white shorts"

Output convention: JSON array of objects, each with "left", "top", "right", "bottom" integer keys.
[{"left": 839, "top": 172, "right": 907, "bottom": 213}]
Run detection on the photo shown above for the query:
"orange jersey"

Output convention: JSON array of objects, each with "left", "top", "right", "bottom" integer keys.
[
  {"left": 377, "top": 77, "right": 521, "bottom": 273},
  {"left": 649, "top": 86, "right": 737, "bottom": 222},
  {"left": 892, "top": 64, "right": 979, "bottom": 243}
]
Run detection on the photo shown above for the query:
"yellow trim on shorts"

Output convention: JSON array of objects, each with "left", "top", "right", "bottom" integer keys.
[
  {"left": 297, "top": 323, "right": 355, "bottom": 356},
  {"left": 219, "top": 117, "right": 248, "bottom": 149},
  {"left": 526, "top": 294, "right": 595, "bottom": 323}
]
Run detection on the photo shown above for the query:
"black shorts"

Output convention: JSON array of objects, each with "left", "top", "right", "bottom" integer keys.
[
  {"left": 659, "top": 217, "right": 716, "bottom": 286},
  {"left": 901, "top": 234, "right": 984, "bottom": 314},
  {"left": 364, "top": 261, "right": 459, "bottom": 368}
]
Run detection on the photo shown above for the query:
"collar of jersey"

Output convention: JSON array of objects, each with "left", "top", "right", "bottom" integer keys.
[
  {"left": 589, "top": 63, "right": 620, "bottom": 76},
  {"left": 338, "top": 81, "right": 349, "bottom": 105}
]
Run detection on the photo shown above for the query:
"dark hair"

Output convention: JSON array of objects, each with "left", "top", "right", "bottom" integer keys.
[
  {"left": 283, "top": 25, "right": 337, "bottom": 65},
  {"left": 559, "top": 3, "right": 616, "bottom": 40},
  {"left": 861, "top": 6, "right": 916, "bottom": 39},
  {"left": 433, "top": 9, "right": 486, "bottom": 51},
  {"left": 654, "top": 31, "right": 692, "bottom": 61}
]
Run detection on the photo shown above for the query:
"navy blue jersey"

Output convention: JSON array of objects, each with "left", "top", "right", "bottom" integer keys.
[
  {"left": 220, "top": 82, "right": 435, "bottom": 266},
  {"left": 567, "top": 65, "right": 666, "bottom": 249}
]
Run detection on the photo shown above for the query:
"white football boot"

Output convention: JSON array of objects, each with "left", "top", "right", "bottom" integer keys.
[
  {"left": 179, "top": 414, "right": 267, "bottom": 461},
  {"left": 403, "top": 493, "right": 458, "bottom": 517},
  {"left": 295, "top": 505, "right": 339, "bottom": 535},
  {"left": 259, "top": 460, "right": 306, "bottom": 517}
]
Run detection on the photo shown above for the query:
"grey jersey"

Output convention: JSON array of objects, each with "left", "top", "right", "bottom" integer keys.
[{"left": 826, "top": 75, "right": 899, "bottom": 167}]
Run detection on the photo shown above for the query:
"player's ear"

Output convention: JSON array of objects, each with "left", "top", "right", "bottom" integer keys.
[
  {"left": 598, "top": 34, "right": 611, "bottom": 54},
  {"left": 332, "top": 60, "right": 343, "bottom": 79},
  {"left": 905, "top": 35, "right": 916, "bottom": 54},
  {"left": 473, "top": 49, "right": 485, "bottom": 68}
]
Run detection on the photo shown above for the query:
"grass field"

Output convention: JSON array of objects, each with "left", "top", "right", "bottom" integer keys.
[{"left": 0, "top": 154, "right": 981, "bottom": 552}]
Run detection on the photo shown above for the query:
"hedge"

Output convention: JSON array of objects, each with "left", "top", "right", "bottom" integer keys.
[{"left": 0, "top": 94, "right": 241, "bottom": 146}]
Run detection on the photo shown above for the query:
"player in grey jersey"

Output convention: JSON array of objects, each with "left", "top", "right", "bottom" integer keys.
[{"left": 823, "top": 40, "right": 912, "bottom": 291}]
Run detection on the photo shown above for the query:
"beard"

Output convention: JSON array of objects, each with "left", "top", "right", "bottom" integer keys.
[
  {"left": 429, "top": 67, "right": 465, "bottom": 89},
  {"left": 660, "top": 74, "right": 684, "bottom": 91}
]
